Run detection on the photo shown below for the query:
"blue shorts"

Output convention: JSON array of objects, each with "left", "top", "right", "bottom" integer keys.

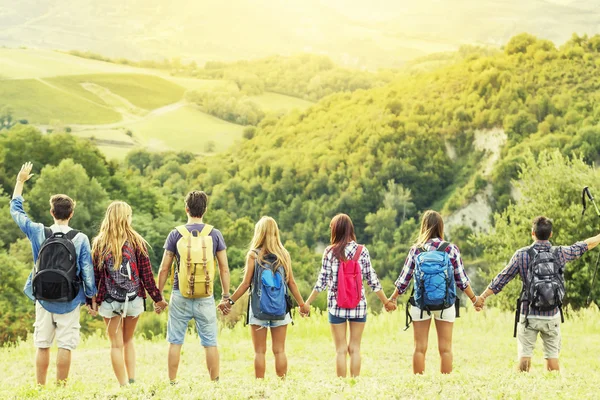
[
  {"left": 167, "top": 290, "right": 218, "bottom": 347},
  {"left": 328, "top": 313, "right": 367, "bottom": 324}
]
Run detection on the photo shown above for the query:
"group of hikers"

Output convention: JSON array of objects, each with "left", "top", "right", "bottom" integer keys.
[{"left": 9, "top": 162, "right": 600, "bottom": 386}]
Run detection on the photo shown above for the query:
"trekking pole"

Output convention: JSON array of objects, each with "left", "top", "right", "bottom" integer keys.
[{"left": 582, "top": 187, "right": 600, "bottom": 306}]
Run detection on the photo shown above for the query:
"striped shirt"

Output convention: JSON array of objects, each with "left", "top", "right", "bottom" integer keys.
[
  {"left": 313, "top": 241, "right": 382, "bottom": 319},
  {"left": 395, "top": 238, "right": 471, "bottom": 294},
  {"left": 489, "top": 240, "right": 588, "bottom": 317}
]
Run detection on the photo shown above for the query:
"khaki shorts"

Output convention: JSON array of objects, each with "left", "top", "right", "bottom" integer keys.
[
  {"left": 34, "top": 302, "right": 81, "bottom": 351},
  {"left": 410, "top": 305, "right": 456, "bottom": 323},
  {"left": 517, "top": 316, "right": 561, "bottom": 359}
]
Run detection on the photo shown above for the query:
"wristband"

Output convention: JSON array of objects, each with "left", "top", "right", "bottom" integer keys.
[
  {"left": 227, "top": 298, "right": 235, "bottom": 306},
  {"left": 222, "top": 293, "right": 231, "bottom": 299},
  {"left": 299, "top": 303, "right": 305, "bottom": 307}
]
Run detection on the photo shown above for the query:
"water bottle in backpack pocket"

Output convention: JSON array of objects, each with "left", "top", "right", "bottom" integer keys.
[
  {"left": 413, "top": 242, "right": 456, "bottom": 312},
  {"left": 32, "top": 228, "right": 80, "bottom": 302}
]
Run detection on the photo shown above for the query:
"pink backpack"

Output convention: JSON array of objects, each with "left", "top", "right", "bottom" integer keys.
[{"left": 336, "top": 245, "right": 363, "bottom": 309}]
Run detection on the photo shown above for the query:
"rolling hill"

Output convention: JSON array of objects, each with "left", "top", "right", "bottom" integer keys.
[{"left": 0, "top": 49, "right": 315, "bottom": 158}]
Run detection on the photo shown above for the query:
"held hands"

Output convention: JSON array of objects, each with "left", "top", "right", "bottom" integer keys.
[
  {"left": 17, "top": 162, "right": 34, "bottom": 183},
  {"left": 298, "top": 303, "right": 310, "bottom": 317},
  {"left": 385, "top": 298, "right": 397, "bottom": 312},
  {"left": 473, "top": 296, "right": 485, "bottom": 312},
  {"left": 86, "top": 301, "right": 98, "bottom": 317},
  {"left": 217, "top": 298, "right": 231, "bottom": 315},
  {"left": 154, "top": 299, "right": 169, "bottom": 314}
]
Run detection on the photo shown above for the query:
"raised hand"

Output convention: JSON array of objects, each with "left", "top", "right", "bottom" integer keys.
[{"left": 17, "top": 162, "right": 34, "bottom": 183}]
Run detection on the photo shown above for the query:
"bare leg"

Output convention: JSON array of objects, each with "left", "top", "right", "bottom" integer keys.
[
  {"left": 36, "top": 348, "right": 50, "bottom": 385},
  {"left": 122, "top": 316, "right": 139, "bottom": 382},
  {"left": 56, "top": 348, "right": 71, "bottom": 384},
  {"left": 519, "top": 357, "right": 532, "bottom": 372},
  {"left": 546, "top": 358, "right": 560, "bottom": 371},
  {"left": 348, "top": 322, "right": 366, "bottom": 377},
  {"left": 168, "top": 344, "right": 182, "bottom": 382},
  {"left": 270, "top": 325, "right": 288, "bottom": 378},
  {"left": 204, "top": 346, "right": 220, "bottom": 381},
  {"left": 434, "top": 319, "right": 454, "bottom": 374},
  {"left": 105, "top": 317, "right": 127, "bottom": 385},
  {"left": 251, "top": 326, "right": 268, "bottom": 379},
  {"left": 413, "top": 320, "right": 431, "bottom": 374},
  {"left": 330, "top": 323, "right": 348, "bottom": 378}
]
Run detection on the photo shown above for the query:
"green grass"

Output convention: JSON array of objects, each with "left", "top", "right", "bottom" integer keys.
[
  {"left": 2, "top": 307, "right": 600, "bottom": 399},
  {"left": 121, "top": 105, "right": 243, "bottom": 153},
  {"left": 0, "top": 79, "right": 121, "bottom": 124},
  {"left": 47, "top": 74, "right": 186, "bottom": 110},
  {"left": 250, "top": 92, "right": 314, "bottom": 112}
]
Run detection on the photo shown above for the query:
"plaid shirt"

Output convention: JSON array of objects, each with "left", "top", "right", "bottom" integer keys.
[
  {"left": 93, "top": 243, "right": 163, "bottom": 305},
  {"left": 394, "top": 238, "right": 471, "bottom": 294},
  {"left": 313, "top": 242, "right": 383, "bottom": 319},
  {"left": 489, "top": 240, "right": 588, "bottom": 317}
]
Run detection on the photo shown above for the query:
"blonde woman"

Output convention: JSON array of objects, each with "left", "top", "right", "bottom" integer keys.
[
  {"left": 224, "top": 216, "right": 306, "bottom": 378},
  {"left": 389, "top": 210, "right": 478, "bottom": 374},
  {"left": 91, "top": 201, "right": 167, "bottom": 386}
]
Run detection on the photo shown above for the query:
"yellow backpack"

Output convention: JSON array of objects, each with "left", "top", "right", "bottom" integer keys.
[{"left": 172, "top": 224, "right": 216, "bottom": 298}]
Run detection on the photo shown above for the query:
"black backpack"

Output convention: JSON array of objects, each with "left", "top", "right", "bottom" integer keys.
[
  {"left": 514, "top": 246, "right": 565, "bottom": 336},
  {"left": 32, "top": 228, "right": 80, "bottom": 302}
]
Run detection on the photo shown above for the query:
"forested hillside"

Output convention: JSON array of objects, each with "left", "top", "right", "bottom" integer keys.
[{"left": 2, "top": 33, "right": 600, "bottom": 345}]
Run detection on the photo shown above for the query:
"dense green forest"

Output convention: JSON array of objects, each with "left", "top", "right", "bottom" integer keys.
[{"left": 2, "top": 33, "right": 600, "bottom": 345}]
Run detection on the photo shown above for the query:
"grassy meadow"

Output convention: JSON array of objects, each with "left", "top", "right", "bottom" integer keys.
[{"left": 2, "top": 307, "right": 599, "bottom": 399}]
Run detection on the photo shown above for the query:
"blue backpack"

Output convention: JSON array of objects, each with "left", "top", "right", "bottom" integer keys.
[
  {"left": 249, "top": 253, "right": 290, "bottom": 320},
  {"left": 406, "top": 242, "right": 456, "bottom": 327}
]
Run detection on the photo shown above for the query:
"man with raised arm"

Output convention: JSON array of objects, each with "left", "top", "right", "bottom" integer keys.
[
  {"left": 10, "top": 162, "right": 97, "bottom": 385},
  {"left": 477, "top": 216, "right": 600, "bottom": 372}
]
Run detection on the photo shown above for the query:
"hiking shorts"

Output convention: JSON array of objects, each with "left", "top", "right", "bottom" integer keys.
[
  {"left": 517, "top": 315, "right": 561, "bottom": 359},
  {"left": 167, "top": 289, "right": 217, "bottom": 347},
  {"left": 248, "top": 305, "right": 292, "bottom": 328},
  {"left": 98, "top": 297, "right": 144, "bottom": 319},
  {"left": 33, "top": 302, "right": 81, "bottom": 351},
  {"left": 410, "top": 305, "right": 456, "bottom": 323}
]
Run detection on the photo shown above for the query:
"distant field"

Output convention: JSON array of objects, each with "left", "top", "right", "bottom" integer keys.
[
  {"left": 0, "top": 79, "right": 121, "bottom": 124},
  {"left": 119, "top": 105, "right": 244, "bottom": 153},
  {"left": 47, "top": 74, "right": 185, "bottom": 110},
  {"left": 251, "top": 92, "right": 314, "bottom": 112},
  {"left": 0, "top": 48, "right": 145, "bottom": 79}
]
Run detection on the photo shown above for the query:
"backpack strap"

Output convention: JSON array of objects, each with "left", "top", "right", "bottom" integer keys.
[
  {"left": 352, "top": 245, "right": 363, "bottom": 262},
  {"left": 526, "top": 246, "right": 537, "bottom": 263},
  {"left": 43, "top": 227, "right": 53, "bottom": 239},
  {"left": 199, "top": 224, "right": 214, "bottom": 236},
  {"left": 437, "top": 241, "right": 450, "bottom": 253},
  {"left": 175, "top": 225, "right": 189, "bottom": 238},
  {"left": 65, "top": 229, "right": 79, "bottom": 241}
]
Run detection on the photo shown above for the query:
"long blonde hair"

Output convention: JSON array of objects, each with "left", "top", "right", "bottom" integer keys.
[
  {"left": 414, "top": 210, "right": 445, "bottom": 247},
  {"left": 92, "top": 201, "right": 149, "bottom": 269},
  {"left": 248, "top": 216, "right": 291, "bottom": 282}
]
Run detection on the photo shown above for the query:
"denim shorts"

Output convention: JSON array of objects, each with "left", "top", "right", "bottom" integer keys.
[
  {"left": 328, "top": 313, "right": 367, "bottom": 324},
  {"left": 248, "top": 304, "right": 292, "bottom": 328},
  {"left": 167, "top": 290, "right": 217, "bottom": 347},
  {"left": 99, "top": 297, "right": 144, "bottom": 319}
]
